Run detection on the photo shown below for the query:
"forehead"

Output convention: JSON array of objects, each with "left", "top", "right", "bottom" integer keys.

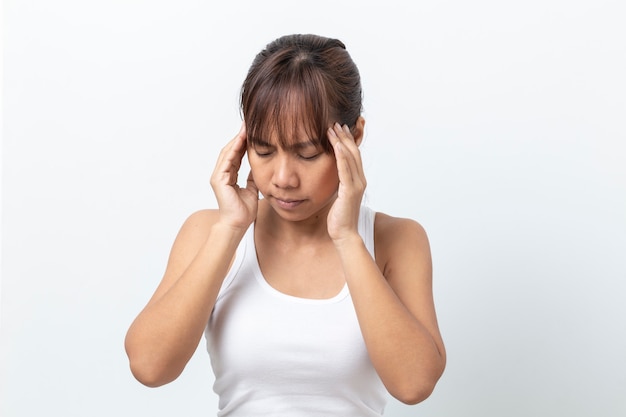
[
  {"left": 251, "top": 122, "right": 319, "bottom": 146},
  {"left": 244, "top": 78, "right": 337, "bottom": 152},
  {"left": 247, "top": 100, "right": 328, "bottom": 149}
]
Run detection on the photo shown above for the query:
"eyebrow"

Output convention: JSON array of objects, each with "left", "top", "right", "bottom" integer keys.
[{"left": 251, "top": 138, "right": 320, "bottom": 150}]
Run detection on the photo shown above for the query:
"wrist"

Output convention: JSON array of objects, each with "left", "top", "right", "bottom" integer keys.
[
  {"left": 332, "top": 232, "right": 364, "bottom": 252},
  {"left": 210, "top": 221, "right": 249, "bottom": 242}
]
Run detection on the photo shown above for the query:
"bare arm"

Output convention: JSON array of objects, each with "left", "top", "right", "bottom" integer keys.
[
  {"left": 124, "top": 124, "right": 258, "bottom": 387},
  {"left": 124, "top": 211, "right": 244, "bottom": 387},
  {"left": 327, "top": 122, "right": 445, "bottom": 404},
  {"left": 335, "top": 215, "right": 446, "bottom": 404}
]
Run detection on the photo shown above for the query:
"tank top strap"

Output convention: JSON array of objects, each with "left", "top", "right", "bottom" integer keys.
[
  {"left": 358, "top": 205, "right": 376, "bottom": 259},
  {"left": 215, "top": 222, "right": 252, "bottom": 301}
]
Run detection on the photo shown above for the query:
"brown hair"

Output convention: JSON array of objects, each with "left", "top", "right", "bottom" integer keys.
[{"left": 241, "top": 34, "right": 362, "bottom": 153}]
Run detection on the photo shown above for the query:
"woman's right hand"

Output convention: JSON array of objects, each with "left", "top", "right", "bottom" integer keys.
[{"left": 210, "top": 123, "right": 259, "bottom": 231}]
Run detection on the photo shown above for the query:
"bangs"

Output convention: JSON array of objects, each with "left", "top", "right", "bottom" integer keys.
[{"left": 244, "top": 66, "right": 334, "bottom": 153}]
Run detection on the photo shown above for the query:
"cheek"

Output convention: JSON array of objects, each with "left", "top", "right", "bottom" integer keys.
[
  {"left": 249, "top": 165, "right": 266, "bottom": 186},
  {"left": 317, "top": 160, "right": 339, "bottom": 187},
  {"left": 247, "top": 157, "right": 265, "bottom": 184}
]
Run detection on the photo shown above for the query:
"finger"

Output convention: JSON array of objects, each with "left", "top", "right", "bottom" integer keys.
[
  {"left": 213, "top": 126, "right": 248, "bottom": 186},
  {"left": 336, "top": 124, "right": 367, "bottom": 185},
  {"left": 229, "top": 123, "right": 249, "bottom": 160},
  {"left": 217, "top": 126, "right": 246, "bottom": 167},
  {"left": 329, "top": 123, "right": 359, "bottom": 159},
  {"left": 230, "top": 123, "right": 248, "bottom": 158},
  {"left": 337, "top": 124, "right": 366, "bottom": 176},
  {"left": 331, "top": 124, "right": 362, "bottom": 184},
  {"left": 331, "top": 136, "right": 356, "bottom": 186},
  {"left": 332, "top": 125, "right": 367, "bottom": 195}
]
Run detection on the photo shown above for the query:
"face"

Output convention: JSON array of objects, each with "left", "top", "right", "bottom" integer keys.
[{"left": 247, "top": 127, "right": 339, "bottom": 222}]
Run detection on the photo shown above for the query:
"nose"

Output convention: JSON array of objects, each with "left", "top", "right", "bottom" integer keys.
[{"left": 272, "top": 153, "right": 299, "bottom": 189}]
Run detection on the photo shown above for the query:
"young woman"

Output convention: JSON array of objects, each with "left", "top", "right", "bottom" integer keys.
[{"left": 125, "top": 34, "right": 445, "bottom": 416}]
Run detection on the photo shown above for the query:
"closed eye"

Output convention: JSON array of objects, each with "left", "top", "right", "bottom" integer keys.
[
  {"left": 255, "top": 150, "right": 273, "bottom": 157},
  {"left": 253, "top": 144, "right": 275, "bottom": 157},
  {"left": 298, "top": 153, "right": 322, "bottom": 161}
]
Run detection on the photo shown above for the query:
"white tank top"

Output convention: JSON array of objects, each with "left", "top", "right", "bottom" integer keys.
[{"left": 205, "top": 206, "right": 387, "bottom": 416}]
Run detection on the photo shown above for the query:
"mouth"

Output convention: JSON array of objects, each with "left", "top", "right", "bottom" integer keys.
[{"left": 273, "top": 197, "right": 305, "bottom": 210}]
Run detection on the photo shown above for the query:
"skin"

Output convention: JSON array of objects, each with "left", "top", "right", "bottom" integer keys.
[{"left": 125, "top": 117, "right": 446, "bottom": 404}]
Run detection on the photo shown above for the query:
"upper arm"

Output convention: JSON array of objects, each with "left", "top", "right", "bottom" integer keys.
[
  {"left": 374, "top": 214, "right": 446, "bottom": 358},
  {"left": 145, "top": 209, "right": 222, "bottom": 306}
]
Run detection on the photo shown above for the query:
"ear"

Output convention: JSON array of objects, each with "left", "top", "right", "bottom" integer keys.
[{"left": 352, "top": 116, "right": 366, "bottom": 147}]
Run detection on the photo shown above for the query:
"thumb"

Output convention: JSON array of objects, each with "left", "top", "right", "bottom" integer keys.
[{"left": 246, "top": 171, "right": 259, "bottom": 196}]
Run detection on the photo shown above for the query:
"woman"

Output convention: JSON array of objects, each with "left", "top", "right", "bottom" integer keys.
[{"left": 125, "top": 34, "right": 445, "bottom": 416}]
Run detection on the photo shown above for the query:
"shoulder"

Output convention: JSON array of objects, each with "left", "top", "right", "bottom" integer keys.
[
  {"left": 167, "top": 209, "right": 221, "bottom": 264},
  {"left": 178, "top": 209, "right": 221, "bottom": 235},
  {"left": 143, "top": 209, "right": 223, "bottom": 305},
  {"left": 374, "top": 212, "right": 429, "bottom": 251},
  {"left": 373, "top": 212, "right": 431, "bottom": 279}
]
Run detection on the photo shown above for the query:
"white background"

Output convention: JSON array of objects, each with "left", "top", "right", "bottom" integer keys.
[{"left": 2, "top": 1, "right": 626, "bottom": 416}]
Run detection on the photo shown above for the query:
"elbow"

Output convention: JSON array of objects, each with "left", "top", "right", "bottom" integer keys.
[
  {"left": 125, "top": 341, "right": 182, "bottom": 388},
  {"left": 127, "top": 354, "right": 186, "bottom": 387},
  {"left": 389, "top": 362, "right": 445, "bottom": 405},
  {"left": 128, "top": 358, "right": 173, "bottom": 388},
  {"left": 391, "top": 381, "right": 437, "bottom": 405}
]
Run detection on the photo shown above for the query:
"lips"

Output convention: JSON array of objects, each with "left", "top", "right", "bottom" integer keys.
[{"left": 273, "top": 197, "right": 305, "bottom": 210}]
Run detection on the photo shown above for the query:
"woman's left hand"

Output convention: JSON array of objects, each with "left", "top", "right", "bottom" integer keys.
[{"left": 326, "top": 123, "right": 367, "bottom": 244}]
